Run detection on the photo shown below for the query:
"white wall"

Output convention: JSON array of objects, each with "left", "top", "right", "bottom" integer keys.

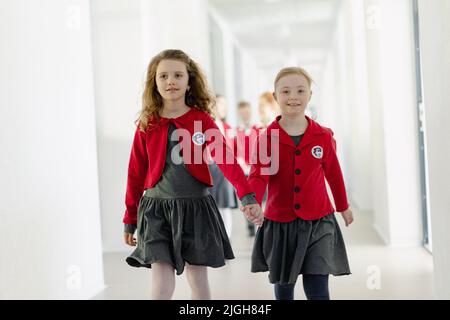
[
  {"left": 363, "top": 0, "right": 391, "bottom": 242},
  {"left": 93, "top": 0, "right": 212, "bottom": 252},
  {"left": 0, "top": 0, "right": 104, "bottom": 298},
  {"left": 208, "top": 6, "right": 266, "bottom": 127},
  {"left": 208, "top": 6, "right": 239, "bottom": 125},
  {"left": 343, "top": 0, "right": 373, "bottom": 212},
  {"left": 417, "top": 0, "right": 450, "bottom": 299},
  {"left": 366, "top": 0, "right": 422, "bottom": 247},
  {"left": 140, "top": 0, "right": 211, "bottom": 76},
  {"left": 320, "top": 0, "right": 423, "bottom": 247},
  {"left": 316, "top": 0, "right": 368, "bottom": 214},
  {"left": 241, "top": 52, "right": 265, "bottom": 126},
  {"left": 90, "top": 0, "right": 143, "bottom": 252}
]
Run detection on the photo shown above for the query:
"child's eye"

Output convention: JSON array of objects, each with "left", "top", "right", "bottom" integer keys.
[
  {"left": 175, "top": 74, "right": 183, "bottom": 78},
  {"left": 160, "top": 74, "right": 168, "bottom": 79},
  {"left": 282, "top": 90, "right": 289, "bottom": 94},
  {"left": 298, "top": 90, "right": 305, "bottom": 93}
]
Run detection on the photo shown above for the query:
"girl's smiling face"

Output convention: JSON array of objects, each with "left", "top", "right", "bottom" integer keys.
[
  {"left": 155, "top": 59, "right": 190, "bottom": 102},
  {"left": 274, "top": 73, "right": 312, "bottom": 117}
]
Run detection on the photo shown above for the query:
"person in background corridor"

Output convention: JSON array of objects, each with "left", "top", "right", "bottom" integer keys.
[
  {"left": 235, "top": 101, "right": 260, "bottom": 236},
  {"left": 257, "top": 91, "right": 280, "bottom": 129},
  {"left": 253, "top": 92, "right": 278, "bottom": 218},
  {"left": 246, "top": 67, "right": 353, "bottom": 300},
  {"left": 208, "top": 94, "right": 238, "bottom": 238},
  {"left": 122, "top": 49, "right": 263, "bottom": 300}
]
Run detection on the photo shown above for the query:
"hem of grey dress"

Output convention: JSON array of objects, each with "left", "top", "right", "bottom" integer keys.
[
  {"left": 126, "top": 194, "right": 235, "bottom": 275},
  {"left": 126, "top": 256, "right": 230, "bottom": 271},
  {"left": 125, "top": 123, "right": 235, "bottom": 275},
  {"left": 251, "top": 213, "right": 351, "bottom": 285}
]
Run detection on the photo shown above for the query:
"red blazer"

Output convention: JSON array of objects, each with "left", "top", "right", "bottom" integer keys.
[
  {"left": 123, "top": 107, "right": 252, "bottom": 225},
  {"left": 248, "top": 115, "right": 349, "bottom": 222}
]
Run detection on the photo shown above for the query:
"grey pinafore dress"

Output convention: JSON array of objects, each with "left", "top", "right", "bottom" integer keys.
[
  {"left": 251, "top": 134, "right": 351, "bottom": 285},
  {"left": 126, "top": 124, "right": 234, "bottom": 275}
]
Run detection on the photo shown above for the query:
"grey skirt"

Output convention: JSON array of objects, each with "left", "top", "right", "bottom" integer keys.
[
  {"left": 126, "top": 190, "right": 234, "bottom": 275},
  {"left": 209, "top": 163, "right": 238, "bottom": 209},
  {"left": 125, "top": 123, "right": 234, "bottom": 274},
  {"left": 251, "top": 213, "right": 351, "bottom": 285}
]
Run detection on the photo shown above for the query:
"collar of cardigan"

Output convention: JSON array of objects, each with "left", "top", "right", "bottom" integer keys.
[
  {"left": 265, "top": 115, "right": 326, "bottom": 148},
  {"left": 147, "top": 107, "right": 197, "bottom": 132}
]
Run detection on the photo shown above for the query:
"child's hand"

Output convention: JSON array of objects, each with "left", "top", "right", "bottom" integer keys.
[
  {"left": 124, "top": 232, "right": 137, "bottom": 246},
  {"left": 340, "top": 208, "right": 354, "bottom": 227},
  {"left": 240, "top": 204, "right": 264, "bottom": 227}
]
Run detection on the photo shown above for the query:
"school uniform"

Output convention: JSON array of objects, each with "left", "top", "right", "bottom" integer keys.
[
  {"left": 123, "top": 107, "right": 256, "bottom": 275},
  {"left": 249, "top": 115, "right": 351, "bottom": 285}
]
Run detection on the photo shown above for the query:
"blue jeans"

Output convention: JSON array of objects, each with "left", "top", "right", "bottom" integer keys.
[{"left": 274, "top": 274, "right": 330, "bottom": 300}]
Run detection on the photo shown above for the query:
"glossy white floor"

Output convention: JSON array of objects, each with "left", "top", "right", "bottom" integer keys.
[{"left": 92, "top": 208, "right": 434, "bottom": 300}]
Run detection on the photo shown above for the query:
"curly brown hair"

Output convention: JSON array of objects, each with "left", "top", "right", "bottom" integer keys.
[{"left": 136, "top": 49, "right": 215, "bottom": 131}]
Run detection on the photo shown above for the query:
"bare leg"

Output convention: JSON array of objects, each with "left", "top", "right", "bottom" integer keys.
[
  {"left": 151, "top": 262, "right": 175, "bottom": 299},
  {"left": 219, "top": 208, "right": 233, "bottom": 238},
  {"left": 185, "top": 263, "right": 211, "bottom": 300}
]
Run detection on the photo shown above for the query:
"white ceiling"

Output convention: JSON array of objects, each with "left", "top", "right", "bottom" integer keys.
[{"left": 208, "top": 0, "right": 342, "bottom": 86}]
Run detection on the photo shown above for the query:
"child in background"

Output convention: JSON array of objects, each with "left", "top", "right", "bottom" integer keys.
[
  {"left": 257, "top": 91, "right": 280, "bottom": 129},
  {"left": 235, "top": 101, "right": 260, "bottom": 236}
]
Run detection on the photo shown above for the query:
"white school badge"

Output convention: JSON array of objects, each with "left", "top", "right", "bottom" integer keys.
[
  {"left": 192, "top": 131, "right": 205, "bottom": 146},
  {"left": 311, "top": 146, "right": 323, "bottom": 159}
]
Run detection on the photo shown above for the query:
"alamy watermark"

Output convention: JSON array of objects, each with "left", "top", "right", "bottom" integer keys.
[{"left": 168, "top": 122, "right": 280, "bottom": 175}]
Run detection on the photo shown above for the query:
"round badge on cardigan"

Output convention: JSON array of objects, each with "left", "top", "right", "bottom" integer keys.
[
  {"left": 311, "top": 145, "right": 323, "bottom": 159},
  {"left": 192, "top": 132, "right": 205, "bottom": 146}
]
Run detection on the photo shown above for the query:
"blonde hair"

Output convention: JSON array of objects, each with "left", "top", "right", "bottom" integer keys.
[
  {"left": 259, "top": 92, "right": 277, "bottom": 106},
  {"left": 137, "top": 49, "right": 215, "bottom": 131},
  {"left": 274, "top": 67, "right": 314, "bottom": 90}
]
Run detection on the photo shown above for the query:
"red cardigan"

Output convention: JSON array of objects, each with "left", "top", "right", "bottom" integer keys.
[
  {"left": 248, "top": 115, "right": 349, "bottom": 222},
  {"left": 123, "top": 107, "right": 252, "bottom": 225}
]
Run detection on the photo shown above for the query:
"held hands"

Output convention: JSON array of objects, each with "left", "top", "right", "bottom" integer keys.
[
  {"left": 124, "top": 232, "right": 137, "bottom": 246},
  {"left": 240, "top": 203, "right": 264, "bottom": 227},
  {"left": 340, "top": 207, "right": 354, "bottom": 227}
]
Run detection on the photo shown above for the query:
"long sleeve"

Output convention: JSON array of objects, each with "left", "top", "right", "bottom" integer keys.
[
  {"left": 247, "top": 134, "right": 270, "bottom": 206},
  {"left": 203, "top": 115, "right": 252, "bottom": 199},
  {"left": 123, "top": 125, "right": 148, "bottom": 225},
  {"left": 323, "top": 131, "right": 349, "bottom": 212}
]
